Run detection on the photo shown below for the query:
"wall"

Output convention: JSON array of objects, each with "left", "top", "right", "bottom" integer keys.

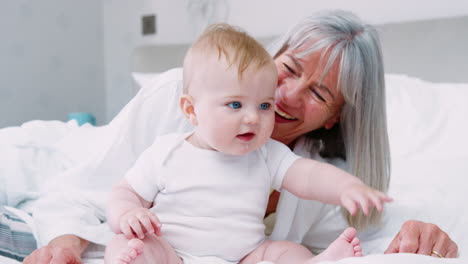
[
  {"left": 228, "top": 0, "right": 468, "bottom": 37},
  {"left": 102, "top": 0, "right": 195, "bottom": 121},
  {"left": 0, "top": 0, "right": 105, "bottom": 128},
  {"left": 102, "top": 0, "right": 468, "bottom": 123},
  {"left": 2, "top": 1, "right": 467, "bottom": 126}
]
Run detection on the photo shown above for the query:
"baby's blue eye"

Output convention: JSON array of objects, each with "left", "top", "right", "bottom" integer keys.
[
  {"left": 259, "top": 103, "right": 270, "bottom": 110},
  {"left": 228, "top": 101, "right": 242, "bottom": 109}
]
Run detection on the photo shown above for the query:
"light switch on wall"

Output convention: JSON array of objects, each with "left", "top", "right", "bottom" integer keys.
[{"left": 142, "top": 14, "right": 156, "bottom": 35}]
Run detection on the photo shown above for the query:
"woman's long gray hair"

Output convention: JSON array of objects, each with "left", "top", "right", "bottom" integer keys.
[{"left": 268, "top": 10, "right": 391, "bottom": 230}]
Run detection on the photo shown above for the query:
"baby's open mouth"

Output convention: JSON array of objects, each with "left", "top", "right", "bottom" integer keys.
[{"left": 237, "top": 132, "right": 255, "bottom": 141}]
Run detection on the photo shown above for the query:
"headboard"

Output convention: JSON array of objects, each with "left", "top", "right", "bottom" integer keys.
[
  {"left": 376, "top": 15, "right": 468, "bottom": 83},
  {"left": 131, "top": 15, "right": 468, "bottom": 83},
  {"left": 131, "top": 37, "right": 275, "bottom": 74},
  {"left": 131, "top": 43, "right": 188, "bottom": 74}
]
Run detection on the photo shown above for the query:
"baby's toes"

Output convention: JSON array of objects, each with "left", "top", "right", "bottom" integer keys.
[
  {"left": 128, "top": 238, "right": 145, "bottom": 254},
  {"left": 341, "top": 227, "right": 357, "bottom": 242},
  {"left": 353, "top": 243, "right": 362, "bottom": 257},
  {"left": 127, "top": 248, "right": 138, "bottom": 259},
  {"left": 116, "top": 253, "right": 131, "bottom": 264},
  {"left": 351, "top": 236, "right": 360, "bottom": 247}
]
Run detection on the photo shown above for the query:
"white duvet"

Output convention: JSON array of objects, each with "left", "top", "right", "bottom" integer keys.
[
  {"left": 1, "top": 74, "right": 467, "bottom": 263},
  {"left": 0, "top": 120, "right": 107, "bottom": 211}
]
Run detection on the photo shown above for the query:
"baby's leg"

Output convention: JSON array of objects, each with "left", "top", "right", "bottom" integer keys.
[
  {"left": 241, "top": 227, "right": 361, "bottom": 264},
  {"left": 240, "top": 240, "right": 313, "bottom": 264},
  {"left": 105, "top": 234, "right": 182, "bottom": 264},
  {"left": 305, "top": 227, "right": 362, "bottom": 264}
]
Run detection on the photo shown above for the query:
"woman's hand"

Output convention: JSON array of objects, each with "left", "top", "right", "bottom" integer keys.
[
  {"left": 340, "top": 183, "right": 393, "bottom": 216},
  {"left": 385, "top": 220, "right": 458, "bottom": 258},
  {"left": 119, "top": 207, "right": 162, "bottom": 240},
  {"left": 23, "top": 235, "right": 88, "bottom": 264}
]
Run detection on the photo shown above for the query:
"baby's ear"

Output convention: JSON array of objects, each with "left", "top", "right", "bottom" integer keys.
[{"left": 180, "top": 95, "right": 198, "bottom": 126}]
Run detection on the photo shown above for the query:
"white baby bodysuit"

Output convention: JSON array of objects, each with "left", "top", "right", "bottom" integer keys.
[{"left": 126, "top": 132, "right": 300, "bottom": 262}]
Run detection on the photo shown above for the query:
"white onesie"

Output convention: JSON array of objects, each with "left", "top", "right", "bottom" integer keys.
[{"left": 125, "top": 132, "right": 300, "bottom": 262}]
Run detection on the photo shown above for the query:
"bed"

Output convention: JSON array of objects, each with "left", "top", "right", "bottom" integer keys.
[{"left": 1, "top": 15, "right": 467, "bottom": 264}]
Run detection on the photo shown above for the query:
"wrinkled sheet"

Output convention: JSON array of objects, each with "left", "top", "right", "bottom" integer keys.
[{"left": 0, "top": 120, "right": 106, "bottom": 211}]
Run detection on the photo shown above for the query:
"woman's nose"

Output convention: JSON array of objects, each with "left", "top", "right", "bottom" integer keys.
[{"left": 277, "top": 81, "right": 304, "bottom": 108}]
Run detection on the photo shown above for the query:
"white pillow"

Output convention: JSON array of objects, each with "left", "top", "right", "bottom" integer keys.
[{"left": 385, "top": 74, "right": 468, "bottom": 160}]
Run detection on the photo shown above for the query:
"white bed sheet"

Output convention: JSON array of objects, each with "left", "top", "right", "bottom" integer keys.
[
  {"left": 329, "top": 74, "right": 468, "bottom": 263},
  {"left": 0, "top": 120, "right": 106, "bottom": 211},
  {"left": 0, "top": 253, "right": 463, "bottom": 264}
]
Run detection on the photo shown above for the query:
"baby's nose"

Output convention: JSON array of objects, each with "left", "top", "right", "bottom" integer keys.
[{"left": 244, "top": 110, "right": 259, "bottom": 124}]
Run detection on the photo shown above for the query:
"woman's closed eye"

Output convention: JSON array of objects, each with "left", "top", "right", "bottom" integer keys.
[
  {"left": 283, "top": 63, "right": 297, "bottom": 76},
  {"left": 227, "top": 101, "right": 242, "bottom": 109},
  {"left": 310, "top": 87, "right": 327, "bottom": 103}
]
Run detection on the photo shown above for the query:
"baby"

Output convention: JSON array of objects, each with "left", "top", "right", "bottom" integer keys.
[{"left": 105, "top": 24, "right": 392, "bottom": 264}]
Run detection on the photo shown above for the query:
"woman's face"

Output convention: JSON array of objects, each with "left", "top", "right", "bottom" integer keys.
[{"left": 272, "top": 49, "right": 345, "bottom": 146}]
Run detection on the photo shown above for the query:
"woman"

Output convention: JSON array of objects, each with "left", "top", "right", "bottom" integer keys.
[
  {"left": 264, "top": 11, "right": 457, "bottom": 257},
  {"left": 23, "top": 10, "right": 457, "bottom": 263}
]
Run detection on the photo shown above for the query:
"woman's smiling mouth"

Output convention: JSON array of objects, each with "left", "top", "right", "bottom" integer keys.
[{"left": 275, "top": 105, "right": 298, "bottom": 121}]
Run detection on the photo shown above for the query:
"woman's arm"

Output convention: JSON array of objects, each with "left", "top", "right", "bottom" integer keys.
[{"left": 27, "top": 68, "right": 188, "bottom": 261}]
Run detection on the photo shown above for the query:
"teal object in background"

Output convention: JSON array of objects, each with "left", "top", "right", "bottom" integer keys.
[{"left": 67, "top": 112, "right": 96, "bottom": 126}]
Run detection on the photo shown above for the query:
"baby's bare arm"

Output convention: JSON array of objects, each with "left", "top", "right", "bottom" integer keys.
[
  {"left": 107, "top": 179, "right": 152, "bottom": 233},
  {"left": 282, "top": 158, "right": 391, "bottom": 214},
  {"left": 282, "top": 158, "right": 358, "bottom": 203}
]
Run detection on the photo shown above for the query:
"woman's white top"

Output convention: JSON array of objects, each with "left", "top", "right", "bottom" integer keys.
[
  {"left": 32, "top": 68, "right": 192, "bottom": 252},
  {"left": 30, "top": 68, "right": 380, "bottom": 257}
]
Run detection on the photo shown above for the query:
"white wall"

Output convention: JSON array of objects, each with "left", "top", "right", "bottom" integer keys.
[
  {"left": 102, "top": 0, "right": 468, "bottom": 122},
  {"left": 228, "top": 0, "right": 468, "bottom": 37},
  {"left": 0, "top": 0, "right": 105, "bottom": 128},
  {"left": 2, "top": 1, "right": 467, "bottom": 126},
  {"left": 102, "top": 0, "right": 195, "bottom": 120}
]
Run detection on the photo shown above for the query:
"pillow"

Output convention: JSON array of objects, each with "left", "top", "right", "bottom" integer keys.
[{"left": 385, "top": 74, "right": 468, "bottom": 160}]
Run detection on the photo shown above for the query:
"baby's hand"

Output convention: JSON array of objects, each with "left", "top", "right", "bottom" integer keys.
[
  {"left": 340, "top": 183, "right": 393, "bottom": 216},
  {"left": 119, "top": 207, "right": 162, "bottom": 240}
]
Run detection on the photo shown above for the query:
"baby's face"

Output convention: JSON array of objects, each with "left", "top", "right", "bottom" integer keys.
[{"left": 189, "top": 57, "right": 277, "bottom": 155}]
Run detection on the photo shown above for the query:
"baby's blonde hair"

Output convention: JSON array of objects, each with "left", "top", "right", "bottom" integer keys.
[{"left": 183, "top": 23, "right": 274, "bottom": 93}]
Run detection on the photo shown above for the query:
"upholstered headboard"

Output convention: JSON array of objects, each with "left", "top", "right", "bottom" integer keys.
[
  {"left": 376, "top": 15, "right": 468, "bottom": 83},
  {"left": 131, "top": 15, "right": 468, "bottom": 83}
]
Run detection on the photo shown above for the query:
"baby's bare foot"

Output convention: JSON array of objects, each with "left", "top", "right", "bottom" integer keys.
[
  {"left": 306, "top": 227, "right": 362, "bottom": 264},
  {"left": 114, "top": 239, "right": 145, "bottom": 264}
]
